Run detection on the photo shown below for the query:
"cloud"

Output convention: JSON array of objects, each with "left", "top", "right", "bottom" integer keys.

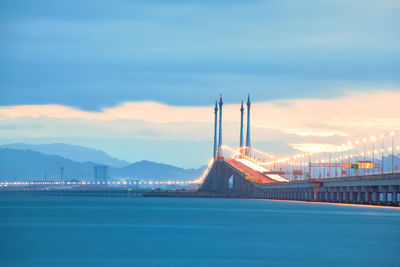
[
  {"left": 289, "top": 143, "right": 339, "bottom": 153},
  {"left": 0, "top": 102, "right": 210, "bottom": 123},
  {"left": 1, "top": 89, "right": 399, "bottom": 145},
  {"left": 294, "top": 132, "right": 348, "bottom": 137},
  {"left": 1, "top": 89, "right": 399, "bottom": 166},
  {"left": 1, "top": 1, "right": 399, "bottom": 166},
  {"left": 1, "top": 0, "right": 399, "bottom": 109}
]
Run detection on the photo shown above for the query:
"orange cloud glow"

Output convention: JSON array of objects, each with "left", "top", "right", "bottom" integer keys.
[{"left": 0, "top": 90, "right": 399, "bottom": 153}]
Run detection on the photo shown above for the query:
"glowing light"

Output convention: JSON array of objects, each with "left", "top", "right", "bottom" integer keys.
[{"left": 237, "top": 158, "right": 270, "bottom": 173}]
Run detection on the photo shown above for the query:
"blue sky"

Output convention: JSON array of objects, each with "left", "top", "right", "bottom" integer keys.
[
  {"left": 1, "top": 0, "right": 399, "bottom": 109},
  {"left": 0, "top": 0, "right": 400, "bottom": 168}
]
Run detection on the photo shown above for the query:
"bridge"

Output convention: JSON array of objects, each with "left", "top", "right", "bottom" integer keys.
[
  {"left": 197, "top": 95, "right": 400, "bottom": 206},
  {"left": 1, "top": 94, "right": 399, "bottom": 205}
]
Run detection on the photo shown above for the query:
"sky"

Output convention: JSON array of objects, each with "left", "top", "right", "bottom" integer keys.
[{"left": 0, "top": 0, "right": 400, "bottom": 168}]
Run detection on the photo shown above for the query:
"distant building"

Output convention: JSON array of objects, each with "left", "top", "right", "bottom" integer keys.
[{"left": 94, "top": 165, "right": 108, "bottom": 181}]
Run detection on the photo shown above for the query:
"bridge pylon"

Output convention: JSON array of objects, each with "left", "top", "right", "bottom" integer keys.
[
  {"left": 245, "top": 94, "right": 251, "bottom": 156},
  {"left": 217, "top": 94, "right": 223, "bottom": 158}
]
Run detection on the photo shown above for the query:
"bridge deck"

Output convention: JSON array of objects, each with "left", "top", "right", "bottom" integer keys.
[
  {"left": 225, "top": 159, "right": 276, "bottom": 183},
  {"left": 199, "top": 159, "right": 400, "bottom": 206}
]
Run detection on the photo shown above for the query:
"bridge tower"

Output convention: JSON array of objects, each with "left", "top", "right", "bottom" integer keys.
[
  {"left": 213, "top": 101, "right": 218, "bottom": 159},
  {"left": 245, "top": 94, "right": 251, "bottom": 156},
  {"left": 218, "top": 94, "right": 223, "bottom": 158},
  {"left": 239, "top": 101, "right": 244, "bottom": 157}
]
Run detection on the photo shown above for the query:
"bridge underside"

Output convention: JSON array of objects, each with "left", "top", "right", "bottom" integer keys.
[{"left": 198, "top": 160, "right": 400, "bottom": 206}]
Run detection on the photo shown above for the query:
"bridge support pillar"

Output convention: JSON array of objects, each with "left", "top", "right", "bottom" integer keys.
[
  {"left": 356, "top": 186, "right": 362, "bottom": 203},
  {"left": 312, "top": 181, "right": 321, "bottom": 201}
]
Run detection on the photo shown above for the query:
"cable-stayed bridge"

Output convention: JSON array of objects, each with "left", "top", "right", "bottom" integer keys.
[
  {"left": 1, "top": 94, "right": 399, "bottom": 206},
  {"left": 197, "top": 95, "right": 400, "bottom": 206}
]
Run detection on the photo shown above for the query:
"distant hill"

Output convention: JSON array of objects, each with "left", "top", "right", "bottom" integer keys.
[
  {"left": 0, "top": 148, "right": 205, "bottom": 181},
  {"left": 111, "top": 160, "right": 205, "bottom": 180},
  {"left": 0, "top": 148, "right": 96, "bottom": 180},
  {"left": 0, "top": 143, "right": 130, "bottom": 168}
]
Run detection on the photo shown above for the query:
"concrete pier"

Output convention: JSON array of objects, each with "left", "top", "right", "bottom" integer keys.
[{"left": 252, "top": 174, "right": 400, "bottom": 206}]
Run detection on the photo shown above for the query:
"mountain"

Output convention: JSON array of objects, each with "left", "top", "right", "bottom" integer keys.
[
  {"left": 0, "top": 143, "right": 130, "bottom": 168},
  {"left": 0, "top": 148, "right": 96, "bottom": 180},
  {"left": 0, "top": 148, "right": 205, "bottom": 181},
  {"left": 111, "top": 160, "right": 206, "bottom": 180}
]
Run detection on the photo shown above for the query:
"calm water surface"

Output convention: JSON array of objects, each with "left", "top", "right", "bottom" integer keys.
[{"left": 0, "top": 196, "right": 399, "bottom": 267}]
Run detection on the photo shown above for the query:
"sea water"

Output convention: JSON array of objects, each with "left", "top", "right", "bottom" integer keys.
[{"left": 0, "top": 196, "right": 399, "bottom": 267}]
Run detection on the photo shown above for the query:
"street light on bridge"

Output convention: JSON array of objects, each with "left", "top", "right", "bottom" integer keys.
[
  {"left": 391, "top": 132, "right": 395, "bottom": 174},
  {"left": 347, "top": 141, "right": 352, "bottom": 176},
  {"left": 380, "top": 134, "right": 384, "bottom": 174},
  {"left": 362, "top": 138, "right": 367, "bottom": 176},
  {"left": 370, "top": 136, "right": 376, "bottom": 175}
]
